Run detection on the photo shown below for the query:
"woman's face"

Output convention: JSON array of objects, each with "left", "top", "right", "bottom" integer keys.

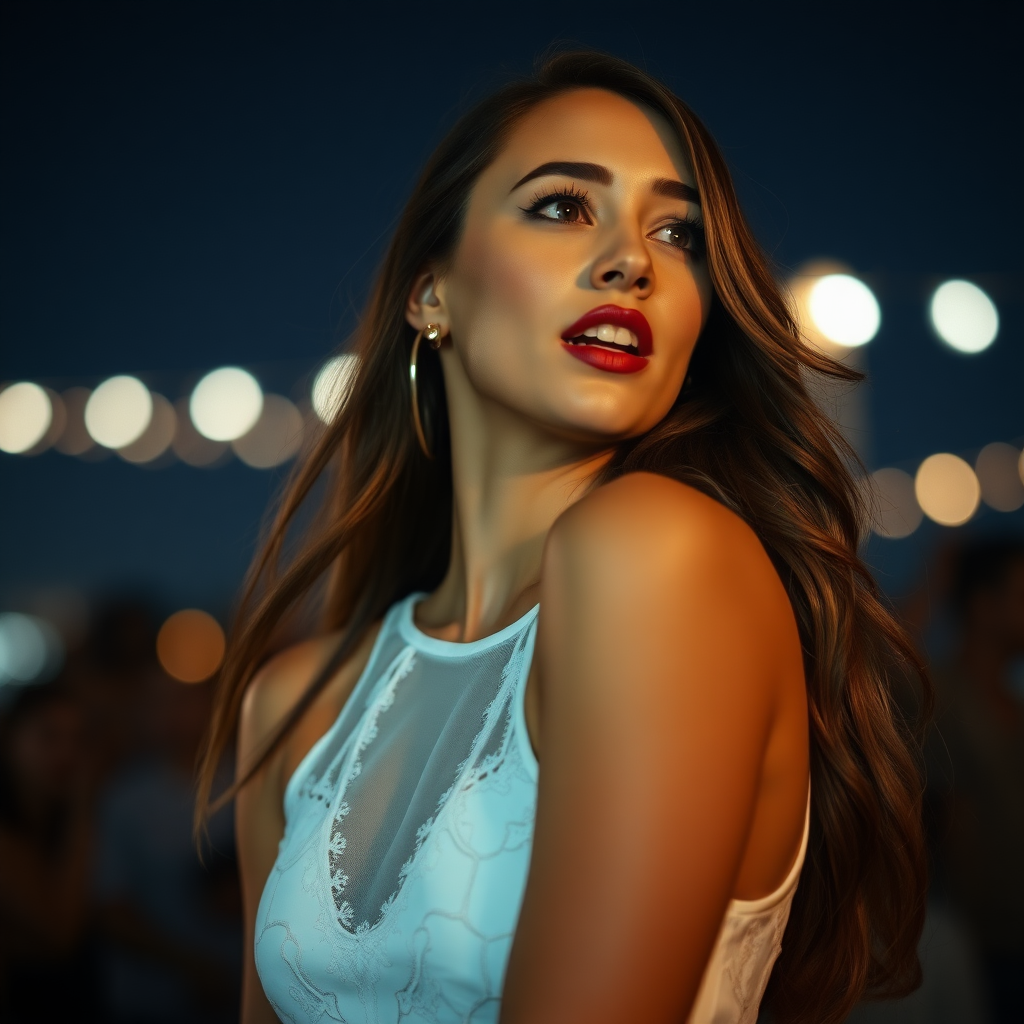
[{"left": 432, "top": 88, "right": 714, "bottom": 443}]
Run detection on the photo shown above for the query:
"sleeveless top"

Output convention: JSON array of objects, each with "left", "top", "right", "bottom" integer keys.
[{"left": 255, "top": 593, "right": 809, "bottom": 1024}]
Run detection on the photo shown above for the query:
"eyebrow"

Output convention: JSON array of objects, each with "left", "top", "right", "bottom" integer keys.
[{"left": 509, "top": 160, "right": 700, "bottom": 205}]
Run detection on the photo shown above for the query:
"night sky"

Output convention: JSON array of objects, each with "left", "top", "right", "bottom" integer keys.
[{"left": 2, "top": 1, "right": 1021, "bottom": 617}]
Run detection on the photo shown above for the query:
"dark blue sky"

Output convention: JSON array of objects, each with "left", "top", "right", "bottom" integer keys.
[{"left": 1, "top": 1, "right": 1021, "bottom": 615}]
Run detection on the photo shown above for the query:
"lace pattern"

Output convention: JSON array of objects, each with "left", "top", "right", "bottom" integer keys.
[{"left": 255, "top": 595, "right": 540, "bottom": 1023}]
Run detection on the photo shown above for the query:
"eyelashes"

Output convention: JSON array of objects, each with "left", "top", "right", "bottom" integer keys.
[
  {"left": 520, "top": 184, "right": 593, "bottom": 222},
  {"left": 652, "top": 213, "right": 707, "bottom": 257},
  {"left": 519, "top": 184, "right": 705, "bottom": 257}
]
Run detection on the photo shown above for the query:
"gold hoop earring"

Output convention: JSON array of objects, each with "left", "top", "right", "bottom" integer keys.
[{"left": 410, "top": 323, "right": 442, "bottom": 459}]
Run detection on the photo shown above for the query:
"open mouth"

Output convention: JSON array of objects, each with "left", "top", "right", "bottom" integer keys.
[
  {"left": 564, "top": 324, "right": 640, "bottom": 354},
  {"left": 560, "top": 305, "right": 652, "bottom": 374}
]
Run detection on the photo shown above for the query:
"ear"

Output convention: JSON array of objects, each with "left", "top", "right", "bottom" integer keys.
[{"left": 405, "top": 269, "right": 448, "bottom": 334}]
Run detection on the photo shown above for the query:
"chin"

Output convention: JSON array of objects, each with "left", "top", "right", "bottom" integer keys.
[{"left": 544, "top": 402, "right": 657, "bottom": 444}]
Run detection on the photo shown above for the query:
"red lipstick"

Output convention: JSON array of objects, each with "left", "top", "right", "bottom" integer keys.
[{"left": 559, "top": 304, "right": 653, "bottom": 375}]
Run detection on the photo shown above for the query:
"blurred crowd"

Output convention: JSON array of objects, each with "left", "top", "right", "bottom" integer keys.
[
  {"left": 0, "top": 601, "right": 241, "bottom": 1024},
  {"left": 1, "top": 535, "right": 1021, "bottom": 1024},
  {"left": 848, "top": 535, "right": 1024, "bottom": 1024}
]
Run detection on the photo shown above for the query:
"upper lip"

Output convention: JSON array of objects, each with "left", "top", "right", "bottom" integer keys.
[{"left": 560, "top": 304, "right": 653, "bottom": 356}]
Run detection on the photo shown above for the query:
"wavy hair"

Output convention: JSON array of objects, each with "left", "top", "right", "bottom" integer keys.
[{"left": 197, "top": 50, "right": 930, "bottom": 1024}]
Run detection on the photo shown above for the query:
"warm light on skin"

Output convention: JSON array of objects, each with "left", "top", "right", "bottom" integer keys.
[
  {"left": 426, "top": 89, "right": 713, "bottom": 447},
  {"left": 404, "top": 89, "right": 716, "bottom": 640}
]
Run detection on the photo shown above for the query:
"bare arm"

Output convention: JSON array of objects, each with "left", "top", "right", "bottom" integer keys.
[
  {"left": 235, "top": 656, "right": 291, "bottom": 1024},
  {"left": 501, "top": 473, "right": 804, "bottom": 1023}
]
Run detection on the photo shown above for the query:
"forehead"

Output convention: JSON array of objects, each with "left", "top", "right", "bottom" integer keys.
[{"left": 492, "top": 87, "right": 694, "bottom": 188}]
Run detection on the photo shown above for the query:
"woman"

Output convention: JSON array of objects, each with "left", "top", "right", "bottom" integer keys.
[{"left": 197, "top": 51, "right": 929, "bottom": 1024}]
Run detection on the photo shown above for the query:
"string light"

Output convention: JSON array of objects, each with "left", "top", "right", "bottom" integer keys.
[
  {"left": 190, "top": 367, "right": 263, "bottom": 442},
  {"left": 54, "top": 388, "right": 95, "bottom": 456},
  {"left": 807, "top": 274, "right": 881, "bottom": 347},
  {"left": 84, "top": 375, "right": 153, "bottom": 449},
  {"left": 171, "top": 396, "right": 229, "bottom": 466},
  {"left": 929, "top": 279, "right": 998, "bottom": 354},
  {"left": 232, "top": 394, "right": 304, "bottom": 468},
  {"left": 870, "top": 468, "right": 923, "bottom": 538},
  {"left": 915, "top": 453, "right": 981, "bottom": 527},
  {"left": 0, "top": 382, "right": 53, "bottom": 454},
  {"left": 975, "top": 442, "right": 1024, "bottom": 512},
  {"left": 118, "top": 393, "right": 177, "bottom": 464}
]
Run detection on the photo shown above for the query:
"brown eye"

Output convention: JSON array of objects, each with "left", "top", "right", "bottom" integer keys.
[
  {"left": 651, "top": 219, "right": 706, "bottom": 257},
  {"left": 540, "top": 200, "right": 583, "bottom": 222},
  {"left": 521, "top": 187, "right": 593, "bottom": 225},
  {"left": 654, "top": 224, "right": 691, "bottom": 248}
]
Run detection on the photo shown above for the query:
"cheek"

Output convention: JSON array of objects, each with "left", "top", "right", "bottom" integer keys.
[
  {"left": 660, "top": 273, "right": 709, "bottom": 378},
  {"left": 452, "top": 222, "right": 561, "bottom": 330},
  {"left": 446, "top": 223, "right": 572, "bottom": 388}
]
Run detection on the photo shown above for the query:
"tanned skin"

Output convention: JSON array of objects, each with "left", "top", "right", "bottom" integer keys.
[{"left": 236, "top": 88, "right": 809, "bottom": 1023}]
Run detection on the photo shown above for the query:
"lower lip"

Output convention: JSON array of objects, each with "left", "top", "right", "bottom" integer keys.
[{"left": 561, "top": 342, "right": 649, "bottom": 375}]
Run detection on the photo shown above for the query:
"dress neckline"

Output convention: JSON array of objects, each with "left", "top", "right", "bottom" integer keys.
[{"left": 399, "top": 591, "right": 540, "bottom": 657}]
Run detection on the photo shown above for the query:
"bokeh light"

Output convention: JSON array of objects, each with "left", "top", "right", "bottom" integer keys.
[
  {"left": 312, "top": 354, "right": 358, "bottom": 423},
  {"left": 0, "top": 382, "right": 53, "bottom": 454},
  {"left": 0, "top": 612, "right": 65, "bottom": 686},
  {"left": 929, "top": 279, "right": 999, "bottom": 354},
  {"left": 915, "top": 453, "right": 981, "bottom": 526},
  {"left": 118, "top": 393, "right": 177, "bottom": 464},
  {"left": 190, "top": 367, "right": 263, "bottom": 441},
  {"left": 171, "top": 396, "right": 229, "bottom": 466},
  {"left": 156, "top": 609, "right": 226, "bottom": 683},
  {"left": 232, "top": 394, "right": 304, "bottom": 468},
  {"left": 54, "top": 387, "right": 95, "bottom": 455},
  {"left": 869, "top": 468, "right": 923, "bottom": 539},
  {"left": 29, "top": 389, "right": 67, "bottom": 455},
  {"left": 85, "top": 375, "right": 153, "bottom": 449},
  {"left": 975, "top": 442, "right": 1024, "bottom": 512},
  {"left": 807, "top": 274, "right": 881, "bottom": 347}
]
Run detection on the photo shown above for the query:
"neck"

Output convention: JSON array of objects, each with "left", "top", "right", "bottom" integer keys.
[{"left": 418, "top": 357, "right": 613, "bottom": 642}]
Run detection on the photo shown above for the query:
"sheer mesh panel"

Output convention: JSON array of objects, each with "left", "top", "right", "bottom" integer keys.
[{"left": 294, "top": 608, "right": 532, "bottom": 935}]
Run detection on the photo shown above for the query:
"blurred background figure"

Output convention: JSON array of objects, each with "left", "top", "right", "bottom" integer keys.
[
  {"left": 0, "top": 682, "right": 100, "bottom": 1023},
  {"left": 841, "top": 535, "right": 1024, "bottom": 1024},
  {"left": 927, "top": 539, "right": 1024, "bottom": 1024},
  {"left": 93, "top": 662, "right": 240, "bottom": 1024},
  {"left": 0, "top": 596, "right": 242, "bottom": 1023}
]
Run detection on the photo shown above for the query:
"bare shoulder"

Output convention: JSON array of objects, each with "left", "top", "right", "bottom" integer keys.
[
  {"left": 507, "top": 478, "right": 805, "bottom": 1020},
  {"left": 239, "top": 635, "right": 343, "bottom": 750},
  {"left": 547, "top": 471, "right": 787, "bottom": 616},
  {"left": 239, "top": 623, "right": 382, "bottom": 781}
]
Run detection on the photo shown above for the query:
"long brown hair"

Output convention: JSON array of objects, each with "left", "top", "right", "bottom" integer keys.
[{"left": 197, "top": 50, "right": 930, "bottom": 1024}]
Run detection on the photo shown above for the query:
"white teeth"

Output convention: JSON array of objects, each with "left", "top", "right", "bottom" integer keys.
[
  {"left": 573, "top": 323, "right": 639, "bottom": 350},
  {"left": 613, "top": 327, "right": 636, "bottom": 349}
]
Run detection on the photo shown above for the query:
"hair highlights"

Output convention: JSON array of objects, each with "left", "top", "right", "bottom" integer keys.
[{"left": 197, "top": 51, "right": 930, "bottom": 1023}]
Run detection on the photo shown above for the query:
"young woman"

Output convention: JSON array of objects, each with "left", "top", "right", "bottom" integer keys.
[{"left": 197, "top": 51, "right": 929, "bottom": 1024}]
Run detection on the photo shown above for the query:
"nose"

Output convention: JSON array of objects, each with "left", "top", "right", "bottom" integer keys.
[{"left": 588, "top": 228, "right": 654, "bottom": 296}]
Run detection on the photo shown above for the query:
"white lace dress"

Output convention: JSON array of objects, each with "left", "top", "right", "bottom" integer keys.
[{"left": 254, "top": 593, "right": 808, "bottom": 1024}]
